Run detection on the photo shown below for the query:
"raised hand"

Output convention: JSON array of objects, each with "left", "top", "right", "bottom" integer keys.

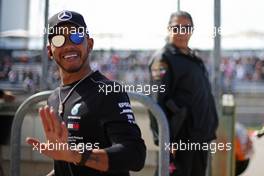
[{"left": 26, "top": 105, "right": 77, "bottom": 162}]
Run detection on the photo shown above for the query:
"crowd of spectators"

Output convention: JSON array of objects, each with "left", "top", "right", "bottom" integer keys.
[
  {"left": 219, "top": 55, "right": 264, "bottom": 92},
  {"left": 90, "top": 50, "right": 151, "bottom": 84},
  {"left": 1, "top": 50, "right": 264, "bottom": 92},
  {"left": 0, "top": 54, "right": 41, "bottom": 92}
]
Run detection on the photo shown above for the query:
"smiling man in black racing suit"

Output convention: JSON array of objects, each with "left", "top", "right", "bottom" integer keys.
[{"left": 26, "top": 10, "right": 146, "bottom": 176}]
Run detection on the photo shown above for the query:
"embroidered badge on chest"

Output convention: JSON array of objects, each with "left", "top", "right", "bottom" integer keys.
[
  {"left": 67, "top": 123, "right": 80, "bottom": 130},
  {"left": 67, "top": 116, "right": 81, "bottom": 131}
]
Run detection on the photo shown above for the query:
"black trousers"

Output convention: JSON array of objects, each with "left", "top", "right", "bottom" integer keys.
[{"left": 155, "top": 150, "right": 208, "bottom": 176}]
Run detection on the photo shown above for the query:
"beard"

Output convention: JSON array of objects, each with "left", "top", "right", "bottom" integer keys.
[{"left": 58, "top": 62, "right": 84, "bottom": 73}]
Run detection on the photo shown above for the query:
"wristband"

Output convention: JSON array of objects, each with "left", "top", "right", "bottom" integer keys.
[{"left": 78, "top": 149, "right": 92, "bottom": 166}]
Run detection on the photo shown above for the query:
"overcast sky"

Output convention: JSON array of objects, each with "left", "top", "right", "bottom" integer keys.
[{"left": 29, "top": 0, "right": 264, "bottom": 50}]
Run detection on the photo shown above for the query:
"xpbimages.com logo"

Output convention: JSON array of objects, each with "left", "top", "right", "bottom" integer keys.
[
  {"left": 170, "top": 24, "right": 223, "bottom": 38},
  {"left": 43, "top": 25, "right": 89, "bottom": 37},
  {"left": 32, "top": 140, "right": 99, "bottom": 154},
  {"left": 164, "top": 141, "right": 232, "bottom": 154},
  {"left": 170, "top": 24, "right": 194, "bottom": 35},
  {"left": 98, "top": 82, "right": 166, "bottom": 95}
]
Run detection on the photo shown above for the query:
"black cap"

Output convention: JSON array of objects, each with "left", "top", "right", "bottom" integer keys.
[{"left": 48, "top": 10, "right": 88, "bottom": 36}]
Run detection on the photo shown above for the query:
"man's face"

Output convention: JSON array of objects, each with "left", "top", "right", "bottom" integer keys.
[
  {"left": 47, "top": 23, "right": 93, "bottom": 73},
  {"left": 168, "top": 16, "right": 193, "bottom": 49}
]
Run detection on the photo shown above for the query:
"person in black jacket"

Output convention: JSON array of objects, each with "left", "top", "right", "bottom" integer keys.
[
  {"left": 26, "top": 10, "right": 146, "bottom": 176},
  {"left": 149, "top": 11, "right": 218, "bottom": 176}
]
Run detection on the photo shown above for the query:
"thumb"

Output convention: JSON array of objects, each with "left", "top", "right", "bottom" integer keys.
[
  {"left": 26, "top": 137, "right": 49, "bottom": 154},
  {"left": 26, "top": 137, "right": 42, "bottom": 151},
  {"left": 26, "top": 137, "right": 40, "bottom": 146}
]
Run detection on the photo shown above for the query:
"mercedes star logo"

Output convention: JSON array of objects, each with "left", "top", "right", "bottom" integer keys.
[{"left": 58, "top": 10, "right": 72, "bottom": 21}]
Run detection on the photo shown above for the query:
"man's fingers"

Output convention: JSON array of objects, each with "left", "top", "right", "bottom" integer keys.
[
  {"left": 44, "top": 106, "right": 55, "bottom": 132},
  {"left": 50, "top": 108, "right": 62, "bottom": 137},
  {"left": 39, "top": 107, "right": 51, "bottom": 132}
]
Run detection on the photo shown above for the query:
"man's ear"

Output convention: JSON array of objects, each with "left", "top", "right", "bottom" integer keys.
[
  {"left": 47, "top": 45, "right": 53, "bottom": 59},
  {"left": 87, "top": 38, "right": 94, "bottom": 52}
]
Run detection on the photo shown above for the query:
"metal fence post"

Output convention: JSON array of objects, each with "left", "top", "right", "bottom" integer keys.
[
  {"left": 10, "top": 91, "right": 53, "bottom": 176},
  {"left": 128, "top": 92, "right": 170, "bottom": 176},
  {"left": 212, "top": 94, "right": 236, "bottom": 176},
  {"left": 222, "top": 94, "right": 236, "bottom": 176}
]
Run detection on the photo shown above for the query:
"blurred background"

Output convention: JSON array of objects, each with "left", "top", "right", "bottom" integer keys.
[{"left": 0, "top": 0, "right": 264, "bottom": 176}]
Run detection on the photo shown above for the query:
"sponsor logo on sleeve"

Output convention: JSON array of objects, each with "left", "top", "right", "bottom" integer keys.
[
  {"left": 120, "top": 109, "right": 133, "bottom": 114},
  {"left": 127, "top": 114, "right": 136, "bottom": 124},
  {"left": 117, "top": 101, "right": 136, "bottom": 123},
  {"left": 118, "top": 102, "right": 134, "bottom": 114},
  {"left": 118, "top": 102, "right": 131, "bottom": 108}
]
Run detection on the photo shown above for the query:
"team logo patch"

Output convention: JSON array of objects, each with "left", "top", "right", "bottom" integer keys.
[
  {"left": 58, "top": 10, "right": 72, "bottom": 21},
  {"left": 71, "top": 103, "right": 82, "bottom": 115}
]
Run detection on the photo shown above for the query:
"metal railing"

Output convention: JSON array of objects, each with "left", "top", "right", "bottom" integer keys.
[{"left": 10, "top": 91, "right": 170, "bottom": 176}]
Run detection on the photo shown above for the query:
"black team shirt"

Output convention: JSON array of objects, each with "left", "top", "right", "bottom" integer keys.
[{"left": 47, "top": 71, "right": 146, "bottom": 176}]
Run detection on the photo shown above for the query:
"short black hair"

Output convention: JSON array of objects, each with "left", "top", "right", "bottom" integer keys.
[{"left": 168, "top": 11, "right": 194, "bottom": 26}]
